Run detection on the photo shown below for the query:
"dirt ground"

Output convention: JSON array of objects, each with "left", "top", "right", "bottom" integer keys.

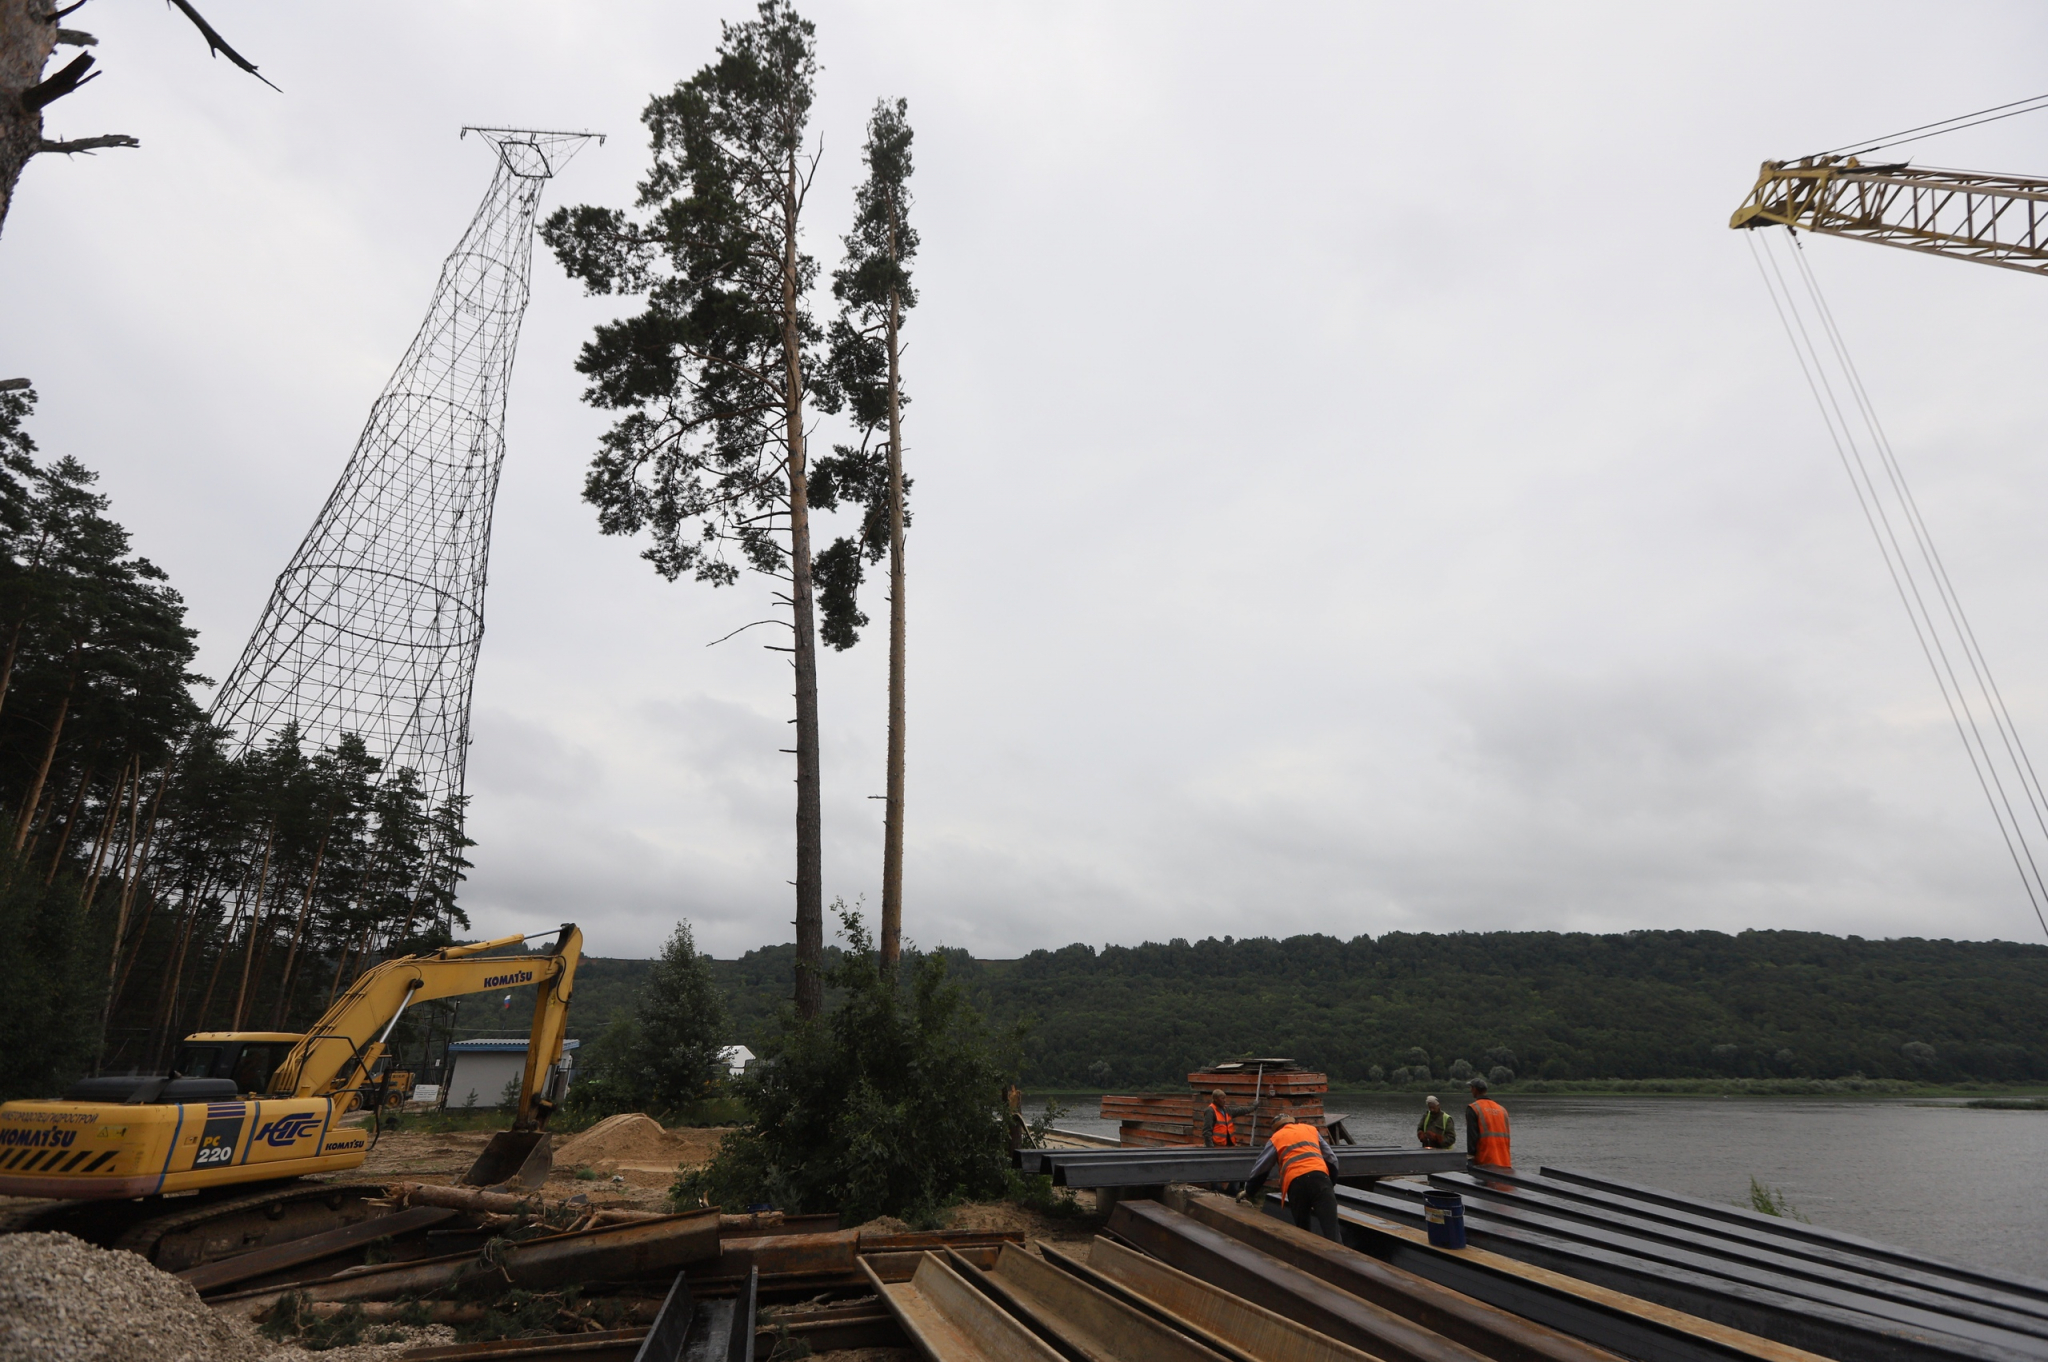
[{"left": 353, "top": 1120, "right": 735, "bottom": 1206}]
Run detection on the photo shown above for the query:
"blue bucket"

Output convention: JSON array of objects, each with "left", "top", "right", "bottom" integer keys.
[{"left": 1424, "top": 1192, "right": 1467, "bottom": 1249}]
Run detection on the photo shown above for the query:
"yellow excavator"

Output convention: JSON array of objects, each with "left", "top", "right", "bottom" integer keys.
[{"left": 0, "top": 924, "right": 581, "bottom": 1202}]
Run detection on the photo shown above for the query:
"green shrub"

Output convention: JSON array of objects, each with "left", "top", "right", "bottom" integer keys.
[
  {"left": 1744, "top": 1176, "right": 1807, "bottom": 1221},
  {"left": 672, "top": 906, "right": 1014, "bottom": 1225},
  {"left": 1005, "top": 1169, "right": 1088, "bottom": 1220}
]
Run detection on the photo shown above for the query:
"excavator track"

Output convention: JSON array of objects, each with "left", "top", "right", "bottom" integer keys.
[{"left": 5, "top": 1178, "right": 391, "bottom": 1270}]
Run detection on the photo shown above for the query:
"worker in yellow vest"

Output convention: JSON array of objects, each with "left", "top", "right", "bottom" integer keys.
[
  {"left": 1235, "top": 1114, "right": 1342, "bottom": 1241},
  {"left": 1465, "top": 1077, "right": 1512, "bottom": 1168},
  {"left": 1416, "top": 1095, "right": 1456, "bottom": 1149}
]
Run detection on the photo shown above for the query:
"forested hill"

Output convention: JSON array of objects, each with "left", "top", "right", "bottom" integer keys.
[{"left": 568, "top": 930, "right": 2047, "bottom": 1087}]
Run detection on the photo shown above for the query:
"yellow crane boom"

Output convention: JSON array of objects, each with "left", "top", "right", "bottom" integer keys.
[
  {"left": 0, "top": 924, "right": 582, "bottom": 1200},
  {"left": 1732, "top": 158, "right": 2048, "bottom": 274}
]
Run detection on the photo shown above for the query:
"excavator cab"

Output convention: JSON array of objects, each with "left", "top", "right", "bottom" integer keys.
[{"left": 174, "top": 1034, "right": 304, "bottom": 1096}]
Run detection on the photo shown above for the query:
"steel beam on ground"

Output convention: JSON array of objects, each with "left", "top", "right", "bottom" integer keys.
[
  {"left": 1080, "top": 1233, "right": 1379, "bottom": 1362},
  {"left": 1026, "top": 1147, "right": 1462, "bottom": 1188},
  {"left": 863, "top": 1251, "right": 1064, "bottom": 1361},
  {"left": 1540, "top": 1167, "right": 2048, "bottom": 1303},
  {"left": 1447, "top": 1169, "right": 2048, "bottom": 1324},
  {"left": 1301, "top": 1202, "right": 1831, "bottom": 1362},
  {"left": 1336, "top": 1186, "right": 2039, "bottom": 1362},
  {"left": 1422, "top": 1172, "right": 2048, "bottom": 1337},
  {"left": 177, "top": 1204, "right": 458, "bottom": 1294},
  {"left": 1110, "top": 1199, "right": 1497, "bottom": 1362},
  {"left": 952, "top": 1242, "right": 1237, "bottom": 1362},
  {"left": 1172, "top": 1188, "right": 1627, "bottom": 1362}
]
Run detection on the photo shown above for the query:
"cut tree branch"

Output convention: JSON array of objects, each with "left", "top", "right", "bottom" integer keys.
[{"left": 39, "top": 134, "right": 138, "bottom": 155}]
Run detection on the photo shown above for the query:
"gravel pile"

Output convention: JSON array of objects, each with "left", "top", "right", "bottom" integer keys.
[
  {"left": 0, "top": 1231, "right": 271, "bottom": 1361},
  {"left": 0, "top": 1231, "right": 452, "bottom": 1361}
]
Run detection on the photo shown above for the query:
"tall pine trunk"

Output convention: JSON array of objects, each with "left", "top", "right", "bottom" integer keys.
[
  {"left": 42, "top": 754, "right": 94, "bottom": 882},
  {"left": 229, "top": 819, "right": 276, "bottom": 1030},
  {"left": 879, "top": 213, "right": 909, "bottom": 970},
  {"left": 13, "top": 672, "right": 71, "bottom": 852},
  {"left": 271, "top": 828, "right": 329, "bottom": 1029},
  {"left": 784, "top": 146, "right": 824, "bottom": 1020}
]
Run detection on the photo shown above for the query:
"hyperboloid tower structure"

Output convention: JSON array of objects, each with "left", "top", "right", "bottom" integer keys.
[{"left": 208, "top": 128, "right": 595, "bottom": 842}]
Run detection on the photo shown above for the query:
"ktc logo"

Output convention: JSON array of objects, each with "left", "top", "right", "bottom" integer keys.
[{"left": 254, "top": 1113, "right": 321, "bottom": 1147}]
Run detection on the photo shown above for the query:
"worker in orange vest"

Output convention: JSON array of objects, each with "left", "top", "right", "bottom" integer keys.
[
  {"left": 1200, "top": 1090, "right": 1236, "bottom": 1146},
  {"left": 1234, "top": 1114, "right": 1342, "bottom": 1241},
  {"left": 1201, "top": 1088, "right": 1240, "bottom": 1193},
  {"left": 1465, "top": 1077, "right": 1512, "bottom": 1168}
]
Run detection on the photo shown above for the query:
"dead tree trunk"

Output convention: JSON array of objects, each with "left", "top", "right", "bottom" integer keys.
[{"left": 0, "top": 2, "right": 136, "bottom": 239}]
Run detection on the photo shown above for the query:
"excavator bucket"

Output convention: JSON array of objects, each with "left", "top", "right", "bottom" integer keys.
[{"left": 462, "top": 1130, "right": 553, "bottom": 1190}]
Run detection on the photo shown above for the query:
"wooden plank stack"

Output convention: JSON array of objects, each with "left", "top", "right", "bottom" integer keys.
[{"left": 1099, "top": 1059, "right": 1328, "bottom": 1147}]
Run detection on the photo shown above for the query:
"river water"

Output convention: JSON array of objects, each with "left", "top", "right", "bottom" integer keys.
[{"left": 1045, "top": 1093, "right": 2048, "bottom": 1280}]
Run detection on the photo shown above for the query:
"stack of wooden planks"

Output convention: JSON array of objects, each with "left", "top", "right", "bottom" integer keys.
[{"left": 1101, "top": 1059, "right": 1328, "bottom": 1147}]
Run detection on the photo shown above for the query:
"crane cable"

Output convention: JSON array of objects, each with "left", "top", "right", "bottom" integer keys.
[
  {"left": 1746, "top": 227, "right": 2048, "bottom": 942},
  {"left": 1806, "top": 90, "right": 2048, "bottom": 161}
]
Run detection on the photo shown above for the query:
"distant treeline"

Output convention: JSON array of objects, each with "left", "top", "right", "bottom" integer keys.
[{"left": 560, "top": 929, "right": 2047, "bottom": 1088}]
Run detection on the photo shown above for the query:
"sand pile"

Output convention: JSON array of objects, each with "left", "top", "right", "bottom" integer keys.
[
  {"left": 556, "top": 1113, "right": 682, "bottom": 1166},
  {"left": 0, "top": 1231, "right": 270, "bottom": 1362}
]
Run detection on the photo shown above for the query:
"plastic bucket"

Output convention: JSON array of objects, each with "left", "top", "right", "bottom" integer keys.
[{"left": 1423, "top": 1192, "right": 1467, "bottom": 1249}]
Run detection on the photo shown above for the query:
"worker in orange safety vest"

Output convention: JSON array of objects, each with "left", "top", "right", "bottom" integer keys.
[
  {"left": 1235, "top": 1115, "right": 1341, "bottom": 1241},
  {"left": 1200, "top": 1090, "right": 1236, "bottom": 1146},
  {"left": 1465, "top": 1077, "right": 1512, "bottom": 1168},
  {"left": 1200, "top": 1088, "right": 1241, "bottom": 1193}
]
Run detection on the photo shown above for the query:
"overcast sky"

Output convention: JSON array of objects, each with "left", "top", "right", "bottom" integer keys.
[{"left": 9, "top": 2, "right": 2048, "bottom": 959}]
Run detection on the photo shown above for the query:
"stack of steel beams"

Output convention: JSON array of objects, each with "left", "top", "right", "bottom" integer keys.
[
  {"left": 1325, "top": 1166, "right": 2048, "bottom": 1362},
  {"left": 1014, "top": 1144, "right": 1466, "bottom": 1188}
]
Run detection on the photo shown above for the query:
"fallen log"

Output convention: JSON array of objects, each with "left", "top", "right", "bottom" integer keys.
[{"left": 386, "top": 1182, "right": 546, "bottom": 1217}]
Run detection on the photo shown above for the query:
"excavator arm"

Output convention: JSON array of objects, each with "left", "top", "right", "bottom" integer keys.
[
  {"left": 1732, "top": 158, "right": 2048, "bottom": 274},
  {"left": 273, "top": 923, "right": 582, "bottom": 1133}
]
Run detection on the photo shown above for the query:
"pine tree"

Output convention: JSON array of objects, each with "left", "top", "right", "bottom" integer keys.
[
  {"left": 542, "top": 0, "right": 836, "bottom": 1017},
  {"left": 632, "top": 921, "right": 731, "bottom": 1113},
  {"left": 820, "top": 99, "right": 917, "bottom": 966}
]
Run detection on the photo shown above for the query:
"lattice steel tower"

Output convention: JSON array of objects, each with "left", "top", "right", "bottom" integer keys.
[{"left": 209, "top": 128, "right": 596, "bottom": 825}]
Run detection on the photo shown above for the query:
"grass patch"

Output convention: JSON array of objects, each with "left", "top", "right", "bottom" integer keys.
[
  {"left": 1964, "top": 1096, "right": 2048, "bottom": 1110},
  {"left": 1744, "top": 1176, "right": 1808, "bottom": 1221},
  {"left": 1005, "top": 1169, "right": 1090, "bottom": 1221}
]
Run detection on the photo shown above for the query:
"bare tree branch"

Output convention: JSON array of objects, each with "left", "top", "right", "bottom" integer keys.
[
  {"left": 164, "top": 0, "right": 280, "bottom": 92},
  {"left": 22, "top": 52, "right": 97, "bottom": 111},
  {"left": 39, "top": 134, "right": 139, "bottom": 155},
  {"left": 55, "top": 29, "right": 97, "bottom": 46}
]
